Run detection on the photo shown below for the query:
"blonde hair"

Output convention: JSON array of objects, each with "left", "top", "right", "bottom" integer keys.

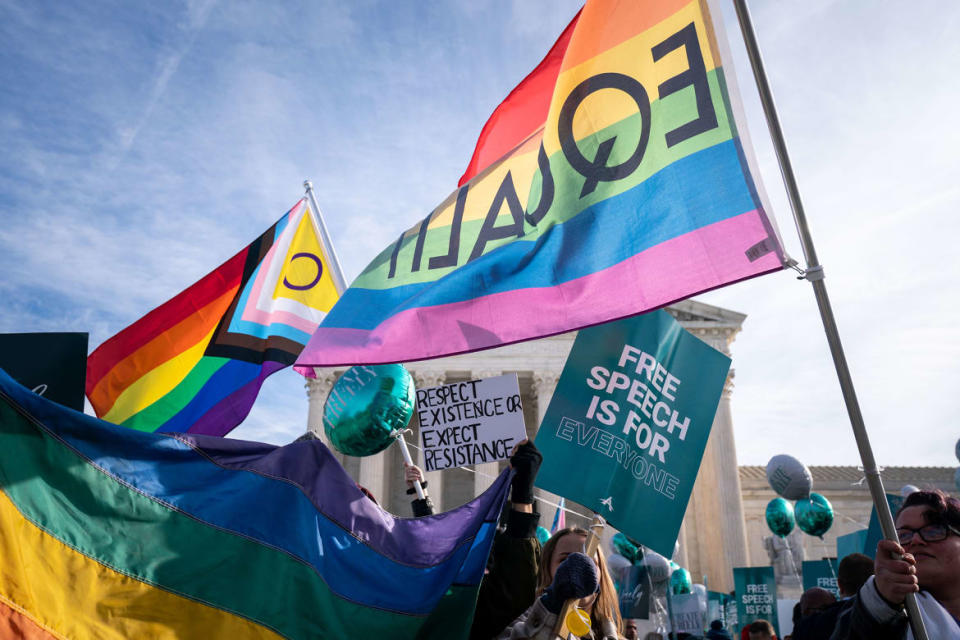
[{"left": 537, "top": 527, "right": 622, "bottom": 637}]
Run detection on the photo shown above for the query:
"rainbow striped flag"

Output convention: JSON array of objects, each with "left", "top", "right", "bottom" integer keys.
[
  {"left": 295, "top": 0, "right": 785, "bottom": 371},
  {"left": 87, "top": 198, "right": 340, "bottom": 435},
  {"left": 0, "top": 368, "right": 510, "bottom": 638}
]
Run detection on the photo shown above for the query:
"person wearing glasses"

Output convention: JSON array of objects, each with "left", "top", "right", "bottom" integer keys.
[{"left": 830, "top": 489, "right": 960, "bottom": 639}]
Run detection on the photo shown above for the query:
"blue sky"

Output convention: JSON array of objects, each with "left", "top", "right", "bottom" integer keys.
[{"left": 1, "top": 1, "right": 958, "bottom": 469}]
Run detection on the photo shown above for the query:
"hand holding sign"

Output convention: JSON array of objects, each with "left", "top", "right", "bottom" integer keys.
[{"left": 509, "top": 440, "right": 542, "bottom": 505}]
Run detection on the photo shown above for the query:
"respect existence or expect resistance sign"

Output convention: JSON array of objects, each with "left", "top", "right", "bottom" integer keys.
[{"left": 418, "top": 374, "right": 527, "bottom": 471}]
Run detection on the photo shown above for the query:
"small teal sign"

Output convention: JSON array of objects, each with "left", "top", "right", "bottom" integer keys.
[
  {"left": 733, "top": 566, "right": 779, "bottom": 637},
  {"left": 802, "top": 559, "right": 839, "bottom": 596}
]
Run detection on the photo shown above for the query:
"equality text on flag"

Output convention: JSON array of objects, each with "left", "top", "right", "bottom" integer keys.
[{"left": 295, "top": 0, "right": 786, "bottom": 370}]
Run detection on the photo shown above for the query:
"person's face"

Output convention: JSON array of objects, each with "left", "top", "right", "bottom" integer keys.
[
  {"left": 896, "top": 505, "right": 960, "bottom": 594},
  {"left": 549, "top": 532, "right": 597, "bottom": 608},
  {"left": 749, "top": 632, "right": 772, "bottom": 640},
  {"left": 624, "top": 620, "right": 638, "bottom": 640},
  {"left": 549, "top": 532, "right": 589, "bottom": 579}
]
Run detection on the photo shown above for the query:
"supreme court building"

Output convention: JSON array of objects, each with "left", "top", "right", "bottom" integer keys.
[{"left": 304, "top": 300, "right": 957, "bottom": 593}]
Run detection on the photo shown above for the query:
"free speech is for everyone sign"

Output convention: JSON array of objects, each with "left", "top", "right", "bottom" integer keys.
[{"left": 534, "top": 310, "right": 730, "bottom": 556}]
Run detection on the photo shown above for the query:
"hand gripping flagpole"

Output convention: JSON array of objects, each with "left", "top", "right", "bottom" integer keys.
[
  {"left": 302, "top": 180, "right": 426, "bottom": 501},
  {"left": 730, "top": 4, "right": 929, "bottom": 639}
]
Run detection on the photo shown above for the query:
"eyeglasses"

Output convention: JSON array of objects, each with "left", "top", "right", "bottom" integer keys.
[{"left": 897, "top": 523, "right": 960, "bottom": 544}]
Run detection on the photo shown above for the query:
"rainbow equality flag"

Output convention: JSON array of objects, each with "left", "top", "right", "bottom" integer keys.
[
  {"left": 295, "top": 0, "right": 786, "bottom": 371},
  {"left": 87, "top": 198, "right": 339, "bottom": 435},
  {"left": 0, "top": 368, "right": 511, "bottom": 638}
]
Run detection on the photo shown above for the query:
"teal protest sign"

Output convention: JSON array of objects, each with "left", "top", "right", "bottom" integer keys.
[
  {"left": 534, "top": 310, "right": 730, "bottom": 556},
  {"left": 733, "top": 566, "right": 779, "bottom": 636},
  {"left": 837, "top": 529, "right": 868, "bottom": 561},
  {"left": 616, "top": 565, "right": 651, "bottom": 619},
  {"left": 865, "top": 493, "right": 904, "bottom": 559},
  {"left": 802, "top": 559, "right": 839, "bottom": 596}
]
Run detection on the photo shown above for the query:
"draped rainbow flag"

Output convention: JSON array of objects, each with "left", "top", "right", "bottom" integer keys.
[
  {"left": 87, "top": 198, "right": 339, "bottom": 435},
  {"left": 0, "top": 368, "right": 510, "bottom": 638},
  {"left": 295, "top": 0, "right": 785, "bottom": 371}
]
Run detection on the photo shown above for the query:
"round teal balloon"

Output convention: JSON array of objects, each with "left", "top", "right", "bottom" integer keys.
[
  {"left": 322, "top": 364, "right": 416, "bottom": 457},
  {"left": 765, "top": 497, "right": 795, "bottom": 538},
  {"left": 670, "top": 567, "right": 692, "bottom": 594},
  {"left": 612, "top": 533, "right": 640, "bottom": 565},
  {"left": 795, "top": 492, "right": 834, "bottom": 538},
  {"left": 536, "top": 526, "right": 551, "bottom": 546}
]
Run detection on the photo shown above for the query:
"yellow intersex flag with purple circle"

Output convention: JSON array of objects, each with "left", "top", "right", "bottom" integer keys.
[{"left": 296, "top": 0, "right": 786, "bottom": 371}]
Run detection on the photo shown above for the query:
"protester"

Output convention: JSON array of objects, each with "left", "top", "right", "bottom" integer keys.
[
  {"left": 405, "top": 440, "right": 545, "bottom": 640},
  {"left": 792, "top": 553, "right": 873, "bottom": 639},
  {"left": 830, "top": 489, "right": 960, "bottom": 639},
  {"left": 800, "top": 588, "right": 836, "bottom": 619},
  {"left": 624, "top": 619, "right": 639, "bottom": 640},
  {"left": 747, "top": 619, "right": 776, "bottom": 640},
  {"left": 403, "top": 460, "right": 435, "bottom": 516},
  {"left": 706, "top": 619, "right": 734, "bottom": 640},
  {"left": 497, "top": 526, "right": 624, "bottom": 639}
]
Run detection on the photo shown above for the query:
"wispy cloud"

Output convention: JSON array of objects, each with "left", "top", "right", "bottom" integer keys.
[{"left": 2, "top": 0, "right": 958, "bottom": 464}]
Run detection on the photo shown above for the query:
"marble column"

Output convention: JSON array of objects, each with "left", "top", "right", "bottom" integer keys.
[
  {"left": 532, "top": 371, "right": 561, "bottom": 528},
  {"left": 412, "top": 369, "right": 447, "bottom": 511},
  {"left": 685, "top": 328, "right": 750, "bottom": 593},
  {"left": 472, "top": 369, "right": 502, "bottom": 496},
  {"left": 304, "top": 369, "right": 343, "bottom": 463}
]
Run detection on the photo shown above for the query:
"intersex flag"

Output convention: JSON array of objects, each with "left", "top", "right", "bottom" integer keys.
[
  {"left": 87, "top": 198, "right": 339, "bottom": 435},
  {"left": 295, "top": 0, "right": 786, "bottom": 371},
  {"left": 0, "top": 369, "right": 511, "bottom": 638}
]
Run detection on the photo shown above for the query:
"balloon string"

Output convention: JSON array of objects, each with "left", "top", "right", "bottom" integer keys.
[{"left": 404, "top": 441, "right": 594, "bottom": 522}]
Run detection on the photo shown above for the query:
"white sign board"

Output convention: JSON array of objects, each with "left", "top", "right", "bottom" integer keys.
[
  {"left": 670, "top": 593, "right": 704, "bottom": 635},
  {"left": 417, "top": 374, "right": 526, "bottom": 471}
]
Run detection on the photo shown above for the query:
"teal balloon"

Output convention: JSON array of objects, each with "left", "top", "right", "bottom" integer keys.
[
  {"left": 536, "top": 526, "right": 551, "bottom": 546},
  {"left": 670, "top": 567, "right": 692, "bottom": 594},
  {"left": 612, "top": 533, "right": 640, "bottom": 565},
  {"left": 765, "top": 497, "right": 795, "bottom": 537},
  {"left": 322, "top": 364, "right": 416, "bottom": 457},
  {"left": 795, "top": 492, "right": 834, "bottom": 538}
]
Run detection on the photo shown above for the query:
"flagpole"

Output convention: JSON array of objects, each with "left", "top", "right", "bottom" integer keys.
[
  {"left": 303, "top": 180, "right": 348, "bottom": 294},
  {"left": 302, "top": 180, "right": 428, "bottom": 501},
  {"left": 730, "top": 3, "right": 928, "bottom": 638}
]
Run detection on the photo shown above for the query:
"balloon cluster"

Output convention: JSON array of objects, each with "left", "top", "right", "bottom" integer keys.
[{"left": 764, "top": 454, "right": 835, "bottom": 539}]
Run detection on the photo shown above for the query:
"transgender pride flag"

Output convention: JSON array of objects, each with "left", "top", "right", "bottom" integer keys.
[{"left": 296, "top": 0, "right": 786, "bottom": 371}]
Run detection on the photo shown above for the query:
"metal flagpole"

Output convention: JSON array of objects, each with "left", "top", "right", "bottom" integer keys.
[
  {"left": 302, "top": 180, "right": 427, "bottom": 500},
  {"left": 303, "top": 180, "right": 348, "bottom": 294},
  {"left": 730, "top": 3, "right": 929, "bottom": 638}
]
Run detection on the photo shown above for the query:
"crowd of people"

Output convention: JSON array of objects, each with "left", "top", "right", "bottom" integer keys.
[{"left": 325, "top": 430, "right": 960, "bottom": 640}]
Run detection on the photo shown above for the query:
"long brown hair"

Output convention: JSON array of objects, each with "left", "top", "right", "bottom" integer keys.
[{"left": 538, "top": 527, "right": 622, "bottom": 637}]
